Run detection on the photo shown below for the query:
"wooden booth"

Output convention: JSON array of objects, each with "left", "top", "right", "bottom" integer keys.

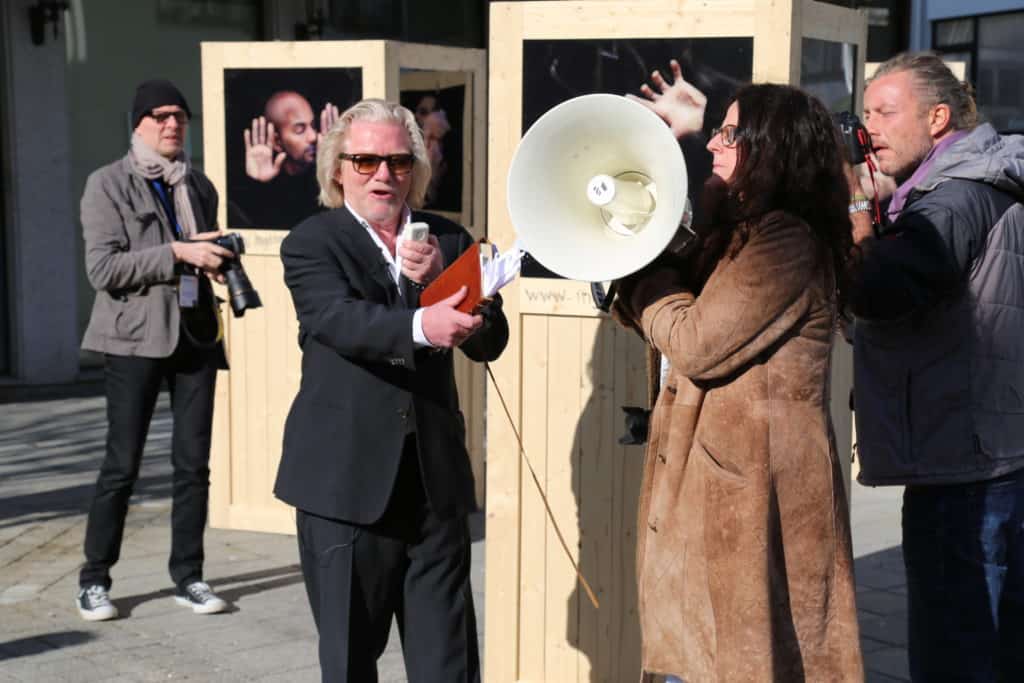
[
  {"left": 200, "top": 40, "right": 488, "bottom": 533},
  {"left": 483, "top": 2, "right": 867, "bottom": 681}
]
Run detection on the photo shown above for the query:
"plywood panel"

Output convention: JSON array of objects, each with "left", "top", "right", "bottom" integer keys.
[
  {"left": 243, "top": 257, "right": 270, "bottom": 510},
  {"left": 521, "top": 1, "right": 755, "bottom": 39},
  {"left": 484, "top": 4, "right": 527, "bottom": 681},
  {"left": 513, "top": 315, "right": 650, "bottom": 682},
  {"left": 519, "top": 314, "right": 550, "bottom": 682},
  {"left": 575, "top": 317, "right": 609, "bottom": 682},
  {"left": 613, "top": 326, "right": 647, "bottom": 676},
  {"left": 261, "top": 256, "right": 298, "bottom": 507},
  {"left": 543, "top": 317, "right": 583, "bottom": 682},
  {"left": 802, "top": 0, "right": 867, "bottom": 44}
]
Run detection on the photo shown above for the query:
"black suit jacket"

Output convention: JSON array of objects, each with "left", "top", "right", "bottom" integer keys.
[{"left": 274, "top": 207, "right": 509, "bottom": 524}]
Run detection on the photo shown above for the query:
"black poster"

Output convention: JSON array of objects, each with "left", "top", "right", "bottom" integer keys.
[
  {"left": 401, "top": 84, "right": 466, "bottom": 214},
  {"left": 224, "top": 67, "right": 362, "bottom": 230}
]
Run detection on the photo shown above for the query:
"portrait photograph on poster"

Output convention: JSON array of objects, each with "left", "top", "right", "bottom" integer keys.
[
  {"left": 400, "top": 83, "right": 466, "bottom": 216},
  {"left": 519, "top": 37, "right": 753, "bottom": 277},
  {"left": 224, "top": 67, "right": 362, "bottom": 230}
]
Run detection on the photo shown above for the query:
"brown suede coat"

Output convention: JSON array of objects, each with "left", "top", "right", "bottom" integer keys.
[{"left": 633, "top": 211, "right": 863, "bottom": 682}]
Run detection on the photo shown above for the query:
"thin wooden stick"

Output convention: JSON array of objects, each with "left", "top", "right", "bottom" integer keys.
[{"left": 485, "top": 364, "right": 600, "bottom": 610}]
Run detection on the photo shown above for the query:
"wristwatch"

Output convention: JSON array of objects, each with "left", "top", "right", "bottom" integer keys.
[{"left": 849, "top": 198, "right": 871, "bottom": 214}]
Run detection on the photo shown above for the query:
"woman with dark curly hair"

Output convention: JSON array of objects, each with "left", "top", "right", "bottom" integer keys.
[{"left": 616, "top": 66, "right": 864, "bottom": 682}]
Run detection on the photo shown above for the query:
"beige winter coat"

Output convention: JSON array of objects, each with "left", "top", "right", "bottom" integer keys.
[{"left": 632, "top": 211, "right": 863, "bottom": 682}]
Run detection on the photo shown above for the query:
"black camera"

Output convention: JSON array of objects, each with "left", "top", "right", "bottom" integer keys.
[
  {"left": 833, "top": 111, "right": 872, "bottom": 165},
  {"left": 195, "top": 232, "right": 262, "bottom": 317}
]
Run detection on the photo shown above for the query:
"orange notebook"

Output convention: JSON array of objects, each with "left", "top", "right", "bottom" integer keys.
[{"left": 420, "top": 240, "right": 493, "bottom": 314}]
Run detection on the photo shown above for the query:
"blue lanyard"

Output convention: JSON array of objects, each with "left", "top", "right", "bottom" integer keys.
[{"left": 150, "top": 179, "right": 184, "bottom": 240}]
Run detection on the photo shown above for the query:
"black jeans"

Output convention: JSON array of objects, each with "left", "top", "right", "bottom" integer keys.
[
  {"left": 79, "top": 338, "right": 218, "bottom": 591},
  {"left": 903, "top": 467, "right": 1024, "bottom": 682},
  {"left": 296, "top": 439, "right": 480, "bottom": 683}
]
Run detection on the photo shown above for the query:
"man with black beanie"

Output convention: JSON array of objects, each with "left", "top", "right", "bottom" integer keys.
[{"left": 76, "top": 78, "right": 233, "bottom": 620}]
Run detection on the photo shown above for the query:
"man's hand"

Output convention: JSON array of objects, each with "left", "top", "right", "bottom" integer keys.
[
  {"left": 399, "top": 235, "right": 443, "bottom": 285},
  {"left": 244, "top": 116, "right": 285, "bottom": 182},
  {"left": 171, "top": 230, "right": 234, "bottom": 282},
  {"left": 421, "top": 286, "right": 483, "bottom": 348},
  {"left": 854, "top": 151, "right": 897, "bottom": 202},
  {"left": 317, "top": 103, "right": 339, "bottom": 148},
  {"left": 844, "top": 161, "right": 877, "bottom": 245},
  {"left": 625, "top": 59, "right": 707, "bottom": 140}
]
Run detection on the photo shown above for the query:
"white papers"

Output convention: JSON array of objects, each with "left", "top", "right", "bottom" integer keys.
[{"left": 483, "top": 242, "right": 523, "bottom": 297}]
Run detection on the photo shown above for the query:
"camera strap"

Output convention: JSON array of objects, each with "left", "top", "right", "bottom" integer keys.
[{"left": 855, "top": 129, "right": 884, "bottom": 230}]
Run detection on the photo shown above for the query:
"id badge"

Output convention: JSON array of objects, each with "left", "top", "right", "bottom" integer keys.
[{"left": 178, "top": 274, "right": 199, "bottom": 309}]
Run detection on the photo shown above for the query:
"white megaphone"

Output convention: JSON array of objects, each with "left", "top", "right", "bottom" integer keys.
[{"left": 508, "top": 93, "right": 690, "bottom": 284}]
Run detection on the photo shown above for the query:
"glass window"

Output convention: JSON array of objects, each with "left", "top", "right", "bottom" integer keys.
[
  {"left": 978, "top": 12, "right": 1024, "bottom": 130},
  {"left": 935, "top": 18, "right": 974, "bottom": 47},
  {"left": 935, "top": 11, "right": 1024, "bottom": 134},
  {"left": 801, "top": 39, "right": 858, "bottom": 113}
]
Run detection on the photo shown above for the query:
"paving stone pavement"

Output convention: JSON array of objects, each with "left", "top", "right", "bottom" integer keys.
[{"left": 1, "top": 395, "right": 909, "bottom": 681}]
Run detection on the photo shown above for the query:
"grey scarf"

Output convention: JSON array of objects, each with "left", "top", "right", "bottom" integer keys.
[{"left": 128, "top": 133, "right": 197, "bottom": 238}]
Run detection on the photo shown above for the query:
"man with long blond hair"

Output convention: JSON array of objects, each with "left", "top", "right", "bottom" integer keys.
[{"left": 274, "top": 99, "right": 507, "bottom": 682}]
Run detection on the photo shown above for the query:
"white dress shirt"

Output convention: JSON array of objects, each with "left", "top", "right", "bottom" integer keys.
[{"left": 345, "top": 202, "right": 432, "bottom": 348}]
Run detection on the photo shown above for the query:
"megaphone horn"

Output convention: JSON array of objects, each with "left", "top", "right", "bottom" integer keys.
[{"left": 507, "top": 93, "right": 689, "bottom": 283}]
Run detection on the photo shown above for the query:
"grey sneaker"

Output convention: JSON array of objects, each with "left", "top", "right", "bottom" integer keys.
[
  {"left": 174, "top": 581, "right": 227, "bottom": 614},
  {"left": 76, "top": 585, "right": 118, "bottom": 621}
]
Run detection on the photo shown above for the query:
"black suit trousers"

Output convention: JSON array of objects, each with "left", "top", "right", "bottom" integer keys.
[
  {"left": 80, "top": 336, "right": 218, "bottom": 590},
  {"left": 296, "top": 438, "right": 480, "bottom": 683}
]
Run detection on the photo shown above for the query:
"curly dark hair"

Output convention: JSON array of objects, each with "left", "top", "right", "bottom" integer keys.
[{"left": 704, "top": 84, "right": 856, "bottom": 313}]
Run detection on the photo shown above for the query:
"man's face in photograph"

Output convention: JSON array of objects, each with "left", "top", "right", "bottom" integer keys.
[{"left": 267, "top": 92, "right": 317, "bottom": 171}]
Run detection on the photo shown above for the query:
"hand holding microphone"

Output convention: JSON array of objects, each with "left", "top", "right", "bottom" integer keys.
[{"left": 399, "top": 222, "right": 443, "bottom": 285}]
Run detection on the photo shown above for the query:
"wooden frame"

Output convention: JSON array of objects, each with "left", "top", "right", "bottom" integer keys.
[
  {"left": 201, "top": 40, "right": 488, "bottom": 534},
  {"left": 485, "top": 2, "right": 866, "bottom": 681}
]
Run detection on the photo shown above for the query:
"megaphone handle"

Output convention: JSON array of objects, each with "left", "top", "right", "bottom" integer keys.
[{"left": 591, "top": 280, "right": 619, "bottom": 313}]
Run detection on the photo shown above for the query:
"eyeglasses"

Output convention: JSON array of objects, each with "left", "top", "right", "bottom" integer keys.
[
  {"left": 339, "top": 153, "right": 415, "bottom": 176},
  {"left": 710, "top": 124, "right": 742, "bottom": 147},
  {"left": 148, "top": 110, "right": 189, "bottom": 126}
]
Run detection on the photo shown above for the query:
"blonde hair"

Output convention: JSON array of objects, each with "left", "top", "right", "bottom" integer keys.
[
  {"left": 316, "top": 99, "right": 431, "bottom": 209},
  {"left": 870, "top": 51, "right": 978, "bottom": 130}
]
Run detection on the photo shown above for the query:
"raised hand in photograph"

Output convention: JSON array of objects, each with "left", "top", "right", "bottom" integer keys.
[
  {"left": 627, "top": 58, "right": 707, "bottom": 139},
  {"left": 243, "top": 116, "right": 285, "bottom": 182},
  {"left": 318, "top": 102, "right": 339, "bottom": 147}
]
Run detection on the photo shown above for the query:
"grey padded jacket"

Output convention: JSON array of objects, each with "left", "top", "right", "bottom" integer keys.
[{"left": 852, "top": 124, "right": 1024, "bottom": 486}]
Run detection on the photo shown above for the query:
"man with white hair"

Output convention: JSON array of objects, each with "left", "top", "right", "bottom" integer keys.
[{"left": 275, "top": 98, "right": 508, "bottom": 682}]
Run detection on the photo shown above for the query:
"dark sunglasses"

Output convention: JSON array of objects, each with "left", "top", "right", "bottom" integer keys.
[
  {"left": 148, "top": 110, "right": 189, "bottom": 126},
  {"left": 339, "top": 153, "right": 415, "bottom": 176},
  {"left": 710, "top": 124, "right": 742, "bottom": 147}
]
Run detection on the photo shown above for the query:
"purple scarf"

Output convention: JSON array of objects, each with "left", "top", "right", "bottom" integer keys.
[{"left": 887, "top": 130, "right": 969, "bottom": 222}]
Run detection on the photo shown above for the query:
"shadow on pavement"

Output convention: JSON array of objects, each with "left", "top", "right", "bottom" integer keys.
[
  {"left": 0, "top": 474, "right": 172, "bottom": 527},
  {"left": 0, "top": 630, "right": 97, "bottom": 661},
  {"left": 114, "top": 563, "right": 305, "bottom": 617}
]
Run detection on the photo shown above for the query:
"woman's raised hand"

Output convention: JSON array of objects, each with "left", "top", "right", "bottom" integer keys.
[{"left": 626, "top": 59, "right": 707, "bottom": 140}]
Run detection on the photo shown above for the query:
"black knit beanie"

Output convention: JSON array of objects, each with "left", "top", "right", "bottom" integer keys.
[{"left": 131, "top": 79, "right": 191, "bottom": 129}]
